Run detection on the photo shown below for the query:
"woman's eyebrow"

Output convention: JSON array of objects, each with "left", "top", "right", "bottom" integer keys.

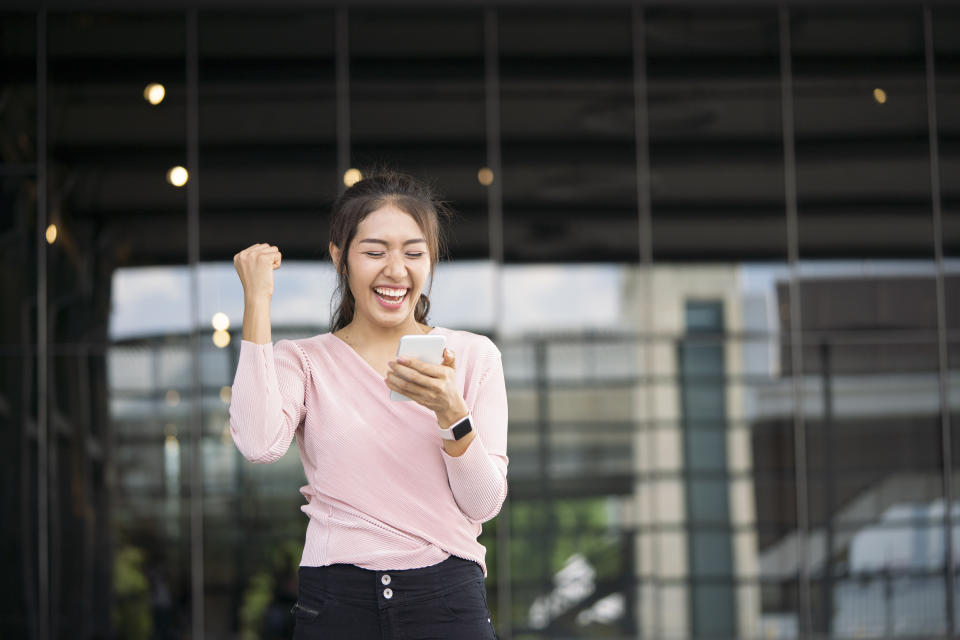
[{"left": 357, "top": 238, "right": 426, "bottom": 246}]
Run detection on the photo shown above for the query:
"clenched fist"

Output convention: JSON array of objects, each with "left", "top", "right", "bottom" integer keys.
[{"left": 234, "top": 243, "right": 282, "bottom": 303}]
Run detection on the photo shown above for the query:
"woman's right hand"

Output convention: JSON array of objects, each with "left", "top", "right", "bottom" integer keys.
[{"left": 234, "top": 243, "right": 282, "bottom": 302}]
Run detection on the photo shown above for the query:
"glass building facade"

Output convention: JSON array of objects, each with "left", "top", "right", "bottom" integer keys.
[{"left": 3, "top": 3, "right": 960, "bottom": 639}]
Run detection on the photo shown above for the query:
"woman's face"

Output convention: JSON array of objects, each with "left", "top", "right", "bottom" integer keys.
[{"left": 331, "top": 203, "right": 432, "bottom": 331}]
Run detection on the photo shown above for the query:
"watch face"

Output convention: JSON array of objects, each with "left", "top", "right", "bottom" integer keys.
[{"left": 452, "top": 417, "right": 473, "bottom": 440}]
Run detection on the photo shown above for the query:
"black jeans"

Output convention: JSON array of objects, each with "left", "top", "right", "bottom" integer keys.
[{"left": 292, "top": 555, "right": 499, "bottom": 640}]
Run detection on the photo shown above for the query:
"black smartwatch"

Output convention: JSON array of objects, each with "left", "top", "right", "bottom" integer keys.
[{"left": 439, "top": 415, "right": 473, "bottom": 441}]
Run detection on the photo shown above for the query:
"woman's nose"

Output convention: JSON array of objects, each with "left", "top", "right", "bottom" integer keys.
[{"left": 383, "top": 252, "right": 407, "bottom": 279}]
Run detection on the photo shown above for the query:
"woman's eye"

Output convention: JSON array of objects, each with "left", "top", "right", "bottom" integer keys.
[
  {"left": 364, "top": 252, "right": 385, "bottom": 258},
  {"left": 406, "top": 252, "right": 424, "bottom": 258}
]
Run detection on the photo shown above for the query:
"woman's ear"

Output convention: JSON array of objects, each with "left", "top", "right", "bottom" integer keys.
[{"left": 329, "top": 242, "right": 343, "bottom": 273}]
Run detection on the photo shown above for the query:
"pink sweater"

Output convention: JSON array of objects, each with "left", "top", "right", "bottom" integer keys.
[{"left": 229, "top": 327, "right": 509, "bottom": 575}]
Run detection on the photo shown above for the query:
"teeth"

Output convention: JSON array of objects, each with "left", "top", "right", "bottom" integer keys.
[{"left": 374, "top": 287, "right": 407, "bottom": 299}]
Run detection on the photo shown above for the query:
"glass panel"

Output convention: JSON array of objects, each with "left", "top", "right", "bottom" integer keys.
[
  {"left": 499, "top": 261, "right": 639, "bottom": 637},
  {"left": 793, "top": 6, "right": 944, "bottom": 636},
  {"left": 938, "top": 9, "right": 960, "bottom": 636},
  {"left": 501, "top": 8, "right": 636, "bottom": 262},
  {"left": 793, "top": 7, "right": 932, "bottom": 259},
  {"left": 792, "top": 265, "right": 946, "bottom": 635},
  {"left": 647, "top": 8, "right": 783, "bottom": 261},
  {"left": 646, "top": 10, "right": 787, "bottom": 630},
  {"left": 3, "top": 38, "right": 37, "bottom": 623},
  {"left": 508, "top": 496, "right": 634, "bottom": 637},
  {"left": 2, "top": 170, "right": 38, "bottom": 636},
  {"left": 47, "top": 11, "right": 191, "bottom": 639},
  {"left": 1, "top": 12, "right": 36, "bottom": 170},
  {"left": 939, "top": 7, "right": 960, "bottom": 259}
]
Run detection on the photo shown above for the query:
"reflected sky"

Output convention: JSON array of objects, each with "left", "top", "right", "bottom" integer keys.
[
  {"left": 110, "top": 259, "right": 958, "bottom": 341},
  {"left": 109, "top": 260, "right": 627, "bottom": 340}
]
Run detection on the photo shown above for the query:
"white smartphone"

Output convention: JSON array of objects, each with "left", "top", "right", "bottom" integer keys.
[{"left": 389, "top": 334, "right": 447, "bottom": 401}]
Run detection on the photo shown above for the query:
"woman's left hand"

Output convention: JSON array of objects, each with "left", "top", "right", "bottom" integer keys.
[{"left": 385, "top": 348, "right": 469, "bottom": 428}]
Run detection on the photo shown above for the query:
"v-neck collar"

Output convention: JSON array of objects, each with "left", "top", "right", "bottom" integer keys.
[{"left": 326, "top": 327, "right": 442, "bottom": 380}]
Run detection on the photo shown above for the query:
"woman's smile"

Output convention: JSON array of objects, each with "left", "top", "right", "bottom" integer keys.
[{"left": 372, "top": 285, "right": 410, "bottom": 308}]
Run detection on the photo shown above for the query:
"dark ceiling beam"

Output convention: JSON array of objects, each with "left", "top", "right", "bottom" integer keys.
[
  {"left": 74, "top": 196, "right": 960, "bottom": 226},
  {"left": 46, "top": 134, "right": 951, "bottom": 167},
  {"left": 8, "top": 53, "right": 958, "bottom": 84}
]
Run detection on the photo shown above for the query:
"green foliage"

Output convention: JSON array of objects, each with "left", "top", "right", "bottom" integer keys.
[
  {"left": 112, "top": 545, "right": 153, "bottom": 640},
  {"left": 240, "top": 572, "right": 274, "bottom": 640},
  {"left": 239, "top": 539, "right": 303, "bottom": 640},
  {"left": 506, "top": 497, "right": 623, "bottom": 632}
]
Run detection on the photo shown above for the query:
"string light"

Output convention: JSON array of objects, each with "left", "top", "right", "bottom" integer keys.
[
  {"left": 45, "top": 224, "right": 58, "bottom": 244},
  {"left": 478, "top": 167, "right": 495, "bottom": 187},
  {"left": 343, "top": 168, "right": 362, "bottom": 187},
  {"left": 167, "top": 166, "right": 189, "bottom": 187},
  {"left": 144, "top": 83, "right": 166, "bottom": 105},
  {"left": 213, "top": 329, "right": 231, "bottom": 348},
  {"left": 211, "top": 312, "right": 230, "bottom": 331}
]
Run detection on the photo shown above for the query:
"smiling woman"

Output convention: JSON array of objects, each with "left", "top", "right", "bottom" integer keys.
[
  {"left": 228, "top": 171, "right": 508, "bottom": 640},
  {"left": 326, "top": 173, "right": 448, "bottom": 335}
]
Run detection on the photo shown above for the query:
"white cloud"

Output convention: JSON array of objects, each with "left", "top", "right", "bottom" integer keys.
[
  {"left": 110, "top": 260, "right": 626, "bottom": 340},
  {"left": 501, "top": 264, "right": 624, "bottom": 336},
  {"left": 110, "top": 267, "right": 191, "bottom": 339}
]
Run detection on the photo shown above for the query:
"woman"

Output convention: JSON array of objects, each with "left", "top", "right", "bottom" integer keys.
[{"left": 229, "top": 171, "right": 508, "bottom": 640}]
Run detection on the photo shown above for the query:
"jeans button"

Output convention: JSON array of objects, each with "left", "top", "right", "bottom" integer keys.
[
  {"left": 383, "top": 588, "right": 393, "bottom": 599},
  {"left": 381, "top": 574, "right": 391, "bottom": 586}
]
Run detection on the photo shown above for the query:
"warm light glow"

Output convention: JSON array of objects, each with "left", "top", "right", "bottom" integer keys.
[
  {"left": 144, "top": 83, "right": 166, "bottom": 105},
  {"left": 213, "top": 329, "right": 231, "bottom": 348},
  {"left": 478, "top": 167, "right": 494, "bottom": 187},
  {"left": 219, "top": 386, "right": 232, "bottom": 404},
  {"left": 165, "top": 434, "right": 180, "bottom": 454},
  {"left": 343, "top": 168, "right": 363, "bottom": 187},
  {"left": 45, "top": 224, "right": 58, "bottom": 244},
  {"left": 873, "top": 88, "right": 887, "bottom": 104},
  {"left": 166, "top": 166, "right": 189, "bottom": 187},
  {"left": 165, "top": 389, "right": 181, "bottom": 407},
  {"left": 211, "top": 312, "right": 230, "bottom": 331}
]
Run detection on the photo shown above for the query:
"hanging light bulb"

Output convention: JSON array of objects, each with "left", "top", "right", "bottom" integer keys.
[
  {"left": 144, "top": 83, "right": 166, "bottom": 105},
  {"left": 343, "top": 168, "right": 362, "bottom": 187},
  {"left": 167, "top": 166, "right": 189, "bottom": 187}
]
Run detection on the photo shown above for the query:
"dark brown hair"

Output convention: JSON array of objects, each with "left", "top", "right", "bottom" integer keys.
[{"left": 328, "top": 171, "right": 450, "bottom": 332}]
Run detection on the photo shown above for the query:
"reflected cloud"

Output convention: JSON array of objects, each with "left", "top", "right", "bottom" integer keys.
[
  {"left": 111, "top": 261, "right": 626, "bottom": 340},
  {"left": 110, "top": 267, "right": 191, "bottom": 339},
  {"left": 501, "top": 264, "right": 623, "bottom": 336}
]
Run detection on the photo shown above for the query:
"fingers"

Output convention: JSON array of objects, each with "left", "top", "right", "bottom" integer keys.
[
  {"left": 234, "top": 244, "right": 282, "bottom": 266},
  {"left": 384, "top": 371, "right": 429, "bottom": 403},
  {"left": 386, "top": 360, "right": 439, "bottom": 390},
  {"left": 395, "top": 350, "right": 456, "bottom": 377}
]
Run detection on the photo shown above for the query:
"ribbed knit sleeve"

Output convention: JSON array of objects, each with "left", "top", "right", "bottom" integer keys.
[
  {"left": 441, "top": 342, "right": 509, "bottom": 523},
  {"left": 229, "top": 339, "right": 308, "bottom": 464}
]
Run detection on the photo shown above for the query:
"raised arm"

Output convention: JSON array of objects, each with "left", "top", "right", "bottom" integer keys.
[
  {"left": 235, "top": 243, "right": 280, "bottom": 345},
  {"left": 228, "top": 244, "right": 306, "bottom": 463}
]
